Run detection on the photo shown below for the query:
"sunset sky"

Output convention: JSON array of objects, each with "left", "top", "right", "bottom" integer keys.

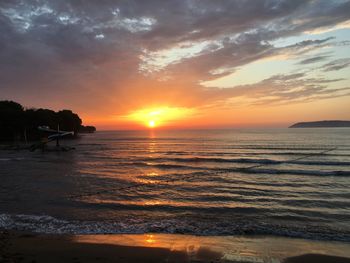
[{"left": 1, "top": 0, "right": 350, "bottom": 129}]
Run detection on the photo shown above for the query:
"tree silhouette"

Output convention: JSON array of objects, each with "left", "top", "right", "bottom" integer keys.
[
  {"left": 0, "top": 101, "right": 25, "bottom": 141},
  {"left": 0, "top": 100, "right": 95, "bottom": 142}
]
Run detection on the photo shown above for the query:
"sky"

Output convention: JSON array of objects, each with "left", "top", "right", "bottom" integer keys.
[{"left": 0, "top": 0, "right": 350, "bottom": 130}]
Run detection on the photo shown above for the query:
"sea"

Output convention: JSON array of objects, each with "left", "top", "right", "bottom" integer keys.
[{"left": 1, "top": 128, "right": 350, "bottom": 241}]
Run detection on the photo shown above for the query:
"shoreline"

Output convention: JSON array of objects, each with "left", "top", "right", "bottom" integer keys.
[{"left": 1, "top": 231, "right": 350, "bottom": 263}]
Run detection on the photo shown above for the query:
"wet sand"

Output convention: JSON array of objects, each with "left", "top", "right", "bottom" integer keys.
[
  {"left": 284, "top": 254, "right": 350, "bottom": 263},
  {"left": 1, "top": 230, "right": 350, "bottom": 263},
  {"left": 0, "top": 232, "right": 191, "bottom": 263}
]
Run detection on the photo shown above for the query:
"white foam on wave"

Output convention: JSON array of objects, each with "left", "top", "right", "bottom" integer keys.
[
  {"left": 0, "top": 157, "right": 26, "bottom": 161},
  {"left": 1, "top": 213, "right": 349, "bottom": 242}
]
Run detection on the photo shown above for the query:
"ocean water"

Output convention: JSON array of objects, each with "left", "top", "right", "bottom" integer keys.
[{"left": 1, "top": 128, "right": 350, "bottom": 241}]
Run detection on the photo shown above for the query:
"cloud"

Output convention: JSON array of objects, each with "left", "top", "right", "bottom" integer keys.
[
  {"left": 298, "top": 55, "right": 331, "bottom": 65},
  {"left": 0, "top": 0, "right": 349, "bottom": 120},
  {"left": 321, "top": 58, "right": 350, "bottom": 71},
  {"left": 139, "top": 40, "right": 223, "bottom": 74},
  {"left": 199, "top": 73, "right": 349, "bottom": 107}
]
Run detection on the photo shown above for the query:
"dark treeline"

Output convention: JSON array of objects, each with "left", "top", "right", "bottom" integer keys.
[
  {"left": 79, "top": 125, "right": 97, "bottom": 133},
  {"left": 0, "top": 100, "right": 96, "bottom": 142}
]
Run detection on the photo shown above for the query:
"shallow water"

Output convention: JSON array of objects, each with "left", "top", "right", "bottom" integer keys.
[{"left": 1, "top": 128, "right": 350, "bottom": 241}]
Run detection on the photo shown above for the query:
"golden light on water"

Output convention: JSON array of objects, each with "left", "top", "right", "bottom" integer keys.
[
  {"left": 126, "top": 107, "right": 193, "bottom": 128},
  {"left": 145, "top": 234, "right": 156, "bottom": 244}
]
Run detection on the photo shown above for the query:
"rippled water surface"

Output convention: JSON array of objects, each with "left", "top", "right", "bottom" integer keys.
[{"left": 1, "top": 128, "right": 350, "bottom": 241}]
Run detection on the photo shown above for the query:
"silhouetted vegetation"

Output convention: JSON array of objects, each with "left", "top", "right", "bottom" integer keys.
[
  {"left": 0, "top": 100, "right": 96, "bottom": 142},
  {"left": 79, "top": 125, "right": 97, "bottom": 133}
]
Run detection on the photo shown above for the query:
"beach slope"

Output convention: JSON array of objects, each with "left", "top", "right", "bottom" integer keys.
[{"left": 1, "top": 231, "right": 350, "bottom": 263}]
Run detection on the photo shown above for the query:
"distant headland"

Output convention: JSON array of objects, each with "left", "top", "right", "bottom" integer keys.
[
  {"left": 0, "top": 100, "right": 96, "bottom": 142},
  {"left": 289, "top": 120, "right": 350, "bottom": 128}
]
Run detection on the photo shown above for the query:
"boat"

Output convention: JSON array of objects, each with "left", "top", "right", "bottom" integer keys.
[{"left": 30, "top": 125, "right": 75, "bottom": 152}]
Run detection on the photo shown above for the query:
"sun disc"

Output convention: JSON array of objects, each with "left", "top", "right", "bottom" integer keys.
[
  {"left": 149, "top": 120, "right": 156, "bottom": 128},
  {"left": 125, "top": 106, "right": 194, "bottom": 128}
]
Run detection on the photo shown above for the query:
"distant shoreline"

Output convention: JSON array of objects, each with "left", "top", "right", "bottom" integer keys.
[{"left": 289, "top": 120, "right": 350, "bottom": 128}]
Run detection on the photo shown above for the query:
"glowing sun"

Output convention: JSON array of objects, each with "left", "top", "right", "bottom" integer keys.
[
  {"left": 148, "top": 120, "right": 156, "bottom": 128},
  {"left": 126, "top": 106, "right": 193, "bottom": 128}
]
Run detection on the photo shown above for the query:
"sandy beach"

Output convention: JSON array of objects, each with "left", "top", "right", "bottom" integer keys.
[{"left": 1, "top": 230, "right": 350, "bottom": 263}]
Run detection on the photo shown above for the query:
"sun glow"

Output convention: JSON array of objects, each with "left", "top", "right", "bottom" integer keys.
[
  {"left": 148, "top": 120, "right": 156, "bottom": 128},
  {"left": 126, "top": 106, "right": 193, "bottom": 128}
]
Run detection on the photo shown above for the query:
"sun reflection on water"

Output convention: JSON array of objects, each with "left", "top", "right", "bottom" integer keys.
[
  {"left": 148, "top": 141, "right": 156, "bottom": 153},
  {"left": 145, "top": 234, "right": 156, "bottom": 244},
  {"left": 143, "top": 200, "right": 161, "bottom": 206}
]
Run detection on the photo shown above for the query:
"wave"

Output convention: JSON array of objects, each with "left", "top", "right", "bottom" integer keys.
[
  {"left": 126, "top": 161, "right": 350, "bottom": 176},
  {"left": 1, "top": 213, "right": 349, "bottom": 242},
  {"left": 88, "top": 154, "right": 350, "bottom": 164},
  {"left": 290, "top": 160, "right": 350, "bottom": 166},
  {"left": 166, "top": 157, "right": 279, "bottom": 164},
  {"left": 223, "top": 146, "right": 350, "bottom": 150},
  {"left": 163, "top": 151, "right": 350, "bottom": 158},
  {"left": 75, "top": 198, "right": 350, "bottom": 221},
  {"left": 76, "top": 201, "right": 262, "bottom": 214},
  {"left": 229, "top": 168, "right": 350, "bottom": 176},
  {"left": 128, "top": 156, "right": 350, "bottom": 167},
  {"left": 0, "top": 157, "right": 26, "bottom": 161}
]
